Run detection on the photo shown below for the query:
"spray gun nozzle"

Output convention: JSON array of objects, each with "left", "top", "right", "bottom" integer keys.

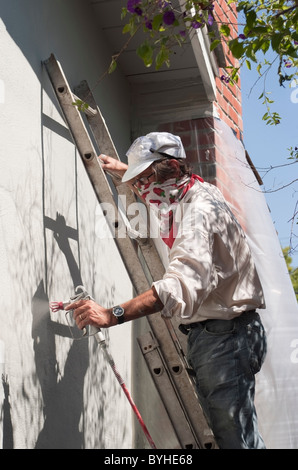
[{"left": 49, "top": 301, "right": 67, "bottom": 312}]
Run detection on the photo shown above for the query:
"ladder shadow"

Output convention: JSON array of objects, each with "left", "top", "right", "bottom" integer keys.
[{"left": 31, "top": 212, "right": 106, "bottom": 448}]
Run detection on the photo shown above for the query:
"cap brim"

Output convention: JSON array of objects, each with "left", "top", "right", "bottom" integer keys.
[{"left": 122, "top": 158, "right": 156, "bottom": 183}]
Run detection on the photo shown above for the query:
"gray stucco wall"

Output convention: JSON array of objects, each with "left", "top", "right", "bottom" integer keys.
[{"left": 0, "top": 0, "right": 140, "bottom": 449}]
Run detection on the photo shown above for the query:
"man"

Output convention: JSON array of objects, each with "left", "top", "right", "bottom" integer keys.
[{"left": 66, "top": 132, "right": 267, "bottom": 449}]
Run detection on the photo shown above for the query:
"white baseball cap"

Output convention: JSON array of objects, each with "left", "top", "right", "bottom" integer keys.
[{"left": 122, "top": 132, "right": 186, "bottom": 182}]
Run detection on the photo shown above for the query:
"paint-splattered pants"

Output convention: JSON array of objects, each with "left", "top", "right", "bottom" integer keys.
[{"left": 186, "top": 310, "right": 267, "bottom": 449}]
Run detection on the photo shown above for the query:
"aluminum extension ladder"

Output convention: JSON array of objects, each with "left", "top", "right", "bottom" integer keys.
[{"left": 44, "top": 53, "right": 216, "bottom": 449}]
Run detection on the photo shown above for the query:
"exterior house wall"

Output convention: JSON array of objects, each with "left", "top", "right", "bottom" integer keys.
[
  {"left": 2, "top": 0, "right": 297, "bottom": 450},
  {"left": 0, "top": 0, "right": 138, "bottom": 449}
]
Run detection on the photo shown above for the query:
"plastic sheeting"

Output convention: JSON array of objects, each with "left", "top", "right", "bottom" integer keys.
[
  {"left": 149, "top": 116, "right": 297, "bottom": 448},
  {"left": 198, "top": 117, "right": 298, "bottom": 449}
]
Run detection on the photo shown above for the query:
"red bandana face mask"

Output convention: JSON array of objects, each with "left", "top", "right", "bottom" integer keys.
[{"left": 137, "top": 174, "right": 203, "bottom": 248}]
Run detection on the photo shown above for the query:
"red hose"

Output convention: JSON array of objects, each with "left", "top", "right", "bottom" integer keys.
[{"left": 111, "top": 362, "right": 157, "bottom": 449}]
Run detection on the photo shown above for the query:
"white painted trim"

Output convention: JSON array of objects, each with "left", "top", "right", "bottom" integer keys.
[
  {"left": 177, "top": 0, "right": 217, "bottom": 102},
  {"left": 190, "top": 28, "right": 217, "bottom": 102}
]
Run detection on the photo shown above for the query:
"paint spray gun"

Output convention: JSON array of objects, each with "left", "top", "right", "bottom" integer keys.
[
  {"left": 49, "top": 285, "right": 100, "bottom": 340},
  {"left": 49, "top": 285, "right": 156, "bottom": 449}
]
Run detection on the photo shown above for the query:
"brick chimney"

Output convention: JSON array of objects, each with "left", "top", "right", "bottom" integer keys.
[{"left": 214, "top": 0, "right": 243, "bottom": 141}]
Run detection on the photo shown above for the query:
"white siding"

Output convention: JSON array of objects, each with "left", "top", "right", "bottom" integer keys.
[{"left": 0, "top": 0, "right": 135, "bottom": 449}]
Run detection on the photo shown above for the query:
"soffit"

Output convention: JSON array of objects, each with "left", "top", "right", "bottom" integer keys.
[
  {"left": 89, "top": 0, "right": 224, "bottom": 123},
  {"left": 90, "top": 1, "right": 212, "bottom": 85}
]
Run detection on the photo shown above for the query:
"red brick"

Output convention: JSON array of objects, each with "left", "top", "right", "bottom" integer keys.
[
  {"left": 195, "top": 130, "right": 215, "bottom": 147},
  {"left": 180, "top": 133, "right": 192, "bottom": 150},
  {"left": 172, "top": 121, "right": 192, "bottom": 133},
  {"left": 157, "top": 123, "right": 173, "bottom": 133},
  {"left": 215, "top": 162, "right": 230, "bottom": 187}
]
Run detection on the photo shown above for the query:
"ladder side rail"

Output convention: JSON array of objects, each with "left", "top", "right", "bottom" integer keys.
[
  {"left": 44, "top": 54, "right": 150, "bottom": 296},
  {"left": 74, "top": 80, "right": 167, "bottom": 283},
  {"left": 138, "top": 332, "right": 202, "bottom": 449}
]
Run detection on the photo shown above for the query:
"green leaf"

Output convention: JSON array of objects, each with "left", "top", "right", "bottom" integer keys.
[
  {"left": 122, "top": 17, "right": 138, "bottom": 36},
  {"left": 245, "top": 43, "right": 257, "bottom": 62},
  {"left": 137, "top": 42, "right": 154, "bottom": 67},
  {"left": 122, "top": 23, "right": 132, "bottom": 34},
  {"left": 108, "top": 59, "right": 117, "bottom": 74},
  {"left": 245, "top": 59, "right": 251, "bottom": 70},
  {"left": 246, "top": 10, "right": 257, "bottom": 30},
  {"left": 235, "top": 1, "right": 246, "bottom": 12},
  {"left": 210, "top": 39, "right": 221, "bottom": 52},
  {"left": 155, "top": 46, "right": 170, "bottom": 70},
  {"left": 219, "top": 24, "right": 231, "bottom": 37},
  {"left": 229, "top": 39, "right": 245, "bottom": 59},
  {"left": 261, "top": 40, "right": 270, "bottom": 54},
  {"left": 72, "top": 99, "right": 89, "bottom": 112},
  {"left": 121, "top": 7, "right": 127, "bottom": 20},
  {"left": 285, "top": 46, "right": 298, "bottom": 59},
  {"left": 251, "top": 26, "right": 270, "bottom": 35},
  {"left": 152, "top": 14, "right": 163, "bottom": 31},
  {"left": 271, "top": 33, "right": 283, "bottom": 52}
]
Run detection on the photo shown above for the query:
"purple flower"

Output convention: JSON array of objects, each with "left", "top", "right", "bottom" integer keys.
[
  {"left": 192, "top": 20, "right": 202, "bottom": 29},
  {"left": 207, "top": 13, "right": 214, "bottom": 26},
  {"left": 163, "top": 10, "right": 176, "bottom": 25},
  {"left": 127, "top": 0, "right": 141, "bottom": 14},
  {"left": 238, "top": 34, "right": 246, "bottom": 40},
  {"left": 134, "top": 6, "right": 143, "bottom": 16},
  {"left": 158, "top": 0, "right": 170, "bottom": 8},
  {"left": 284, "top": 59, "right": 292, "bottom": 68},
  {"left": 179, "top": 30, "right": 186, "bottom": 37},
  {"left": 220, "top": 75, "right": 230, "bottom": 83},
  {"left": 145, "top": 18, "right": 153, "bottom": 30}
]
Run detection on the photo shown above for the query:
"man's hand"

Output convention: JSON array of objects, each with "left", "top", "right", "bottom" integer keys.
[
  {"left": 99, "top": 154, "right": 128, "bottom": 177},
  {"left": 65, "top": 287, "right": 163, "bottom": 331},
  {"left": 65, "top": 300, "right": 117, "bottom": 330}
]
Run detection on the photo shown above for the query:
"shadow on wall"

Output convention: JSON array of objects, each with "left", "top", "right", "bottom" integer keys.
[
  {"left": 1, "top": 3, "right": 124, "bottom": 446},
  {"left": 30, "top": 207, "right": 117, "bottom": 448},
  {"left": 24, "top": 65, "right": 121, "bottom": 447},
  {"left": 1, "top": 375, "right": 13, "bottom": 449},
  {"left": 31, "top": 212, "right": 91, "bottom": 449},
  {"left": 0, "top": 210, "right": 98, "bottom": 449}
]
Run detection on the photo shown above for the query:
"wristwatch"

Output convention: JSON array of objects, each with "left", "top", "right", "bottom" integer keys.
[{"left": 112, "top": 305, "right": 125, "bottom": 324}]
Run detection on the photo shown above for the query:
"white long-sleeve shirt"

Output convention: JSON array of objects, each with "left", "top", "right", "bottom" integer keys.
[{"left": 152, "top": 181, "right": 265, "bottom": 323}]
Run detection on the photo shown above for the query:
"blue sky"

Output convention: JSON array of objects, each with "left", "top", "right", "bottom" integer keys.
[{"left": 241, "top": 59, "right": 298, "bottom": 267}]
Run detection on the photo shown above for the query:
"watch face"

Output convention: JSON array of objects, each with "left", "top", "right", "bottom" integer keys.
[{"left": 113, "top": 306, "right": 124, "bottom": 317}]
